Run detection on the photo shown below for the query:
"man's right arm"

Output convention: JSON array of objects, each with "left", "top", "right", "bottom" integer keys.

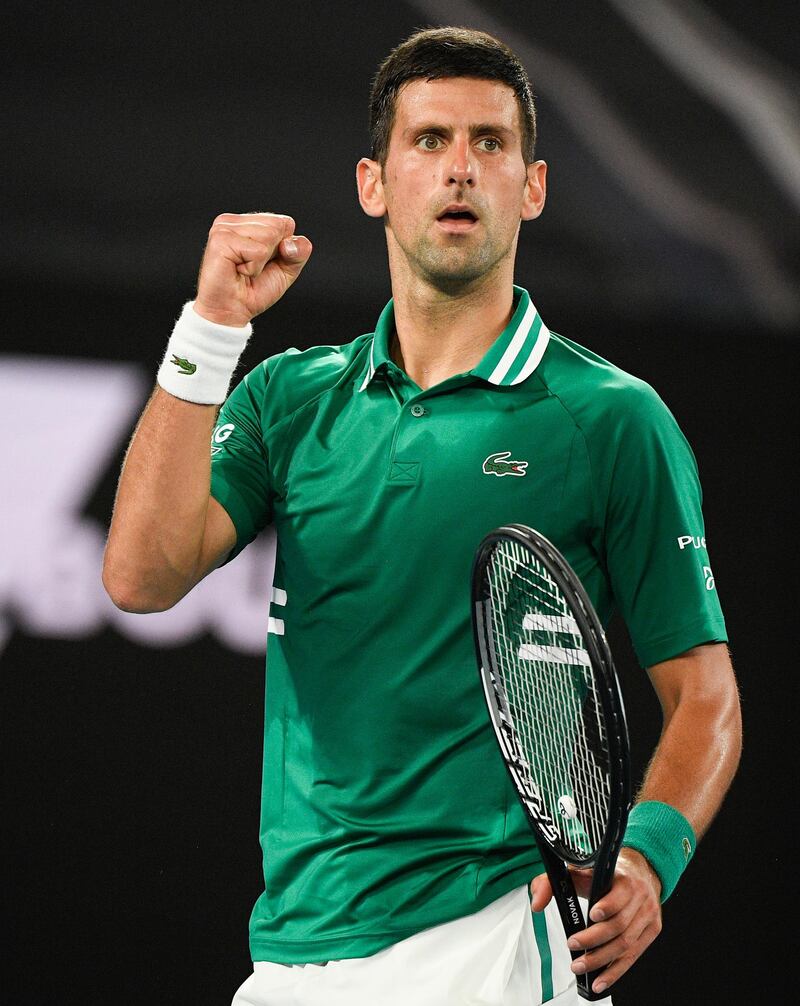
[
  {"left": 102, "top": 212, "right": 312, "bottom": 613},
  {"left": 102, "top": 389, "right": 236, "bottom": 612}
]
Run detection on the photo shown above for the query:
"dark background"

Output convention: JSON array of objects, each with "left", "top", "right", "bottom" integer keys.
[{"left": 3, "top": 1, "right": 798, "bottom": 1003}]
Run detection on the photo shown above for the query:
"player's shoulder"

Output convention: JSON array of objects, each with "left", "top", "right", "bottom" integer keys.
[
  {"left": 235, "top": 332, "right": 373, "bottom": 420},
  {"left": 541, "top": 331, "right": 670, "bottom": 428}
]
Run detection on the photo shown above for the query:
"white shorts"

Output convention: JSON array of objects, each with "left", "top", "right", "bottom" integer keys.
[{"left": 230, "top": 885, "right": 613, "bottom": 1006}]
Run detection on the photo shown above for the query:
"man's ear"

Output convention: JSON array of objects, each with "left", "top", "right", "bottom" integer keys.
[
  {"left": 356, "top": 157, "right": 386, "bottom": 218},
  {"left": 521, "top": 160, "right": 547, "bottom": 221}
]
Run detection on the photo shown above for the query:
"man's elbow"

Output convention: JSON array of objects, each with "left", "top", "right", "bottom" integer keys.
[{"left": 101, "top": 565, "right": 179, "bottom": 614}]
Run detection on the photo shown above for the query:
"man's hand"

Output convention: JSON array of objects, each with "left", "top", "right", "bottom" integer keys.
[
  {"left": 194, "top": 212, "right": 313, "bottom": 327},
  {"left": 530, "top": 848, "right": 662, "bottom": 996}
]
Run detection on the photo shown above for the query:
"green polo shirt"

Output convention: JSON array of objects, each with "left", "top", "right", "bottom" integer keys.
[{"left": 209, "top": 285, "right": 726, "bottom": 964}]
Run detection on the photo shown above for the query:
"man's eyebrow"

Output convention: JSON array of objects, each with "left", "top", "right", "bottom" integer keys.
[{"left": 403, "top": 122, "right": 516, "bottom": 140}]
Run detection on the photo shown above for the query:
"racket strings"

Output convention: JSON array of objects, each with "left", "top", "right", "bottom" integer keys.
[{"left": 487, "top": 540, "right": 611, "bottom": 860}]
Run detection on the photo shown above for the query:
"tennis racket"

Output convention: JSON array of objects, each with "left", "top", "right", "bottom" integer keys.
[{"left": 471, "top": 524, "right": 631, "bottom": 1001}]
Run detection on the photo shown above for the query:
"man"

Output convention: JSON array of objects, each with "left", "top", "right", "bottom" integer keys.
[{"left": 103, "top": 26, "right": 741, "bottom": 1006}]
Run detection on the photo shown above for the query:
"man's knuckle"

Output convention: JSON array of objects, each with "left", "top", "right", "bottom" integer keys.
[
  {"left": 601, "top": 964, "right": 624, "bottom": 984},
  {"left": 255, "top": 212, "right": 290, "bottom": 224},
  {"left": 618, "top": 932, "right": 633, "bottom": 951}
]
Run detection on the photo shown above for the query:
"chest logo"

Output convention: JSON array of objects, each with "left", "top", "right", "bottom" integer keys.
[{"left": 483, "top": 451, "right": 528, "bottom": 478}]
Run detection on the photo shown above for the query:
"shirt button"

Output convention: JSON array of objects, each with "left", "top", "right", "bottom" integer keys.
[{"left": 410, "top": 404, "right": 426, "bottom": 417}]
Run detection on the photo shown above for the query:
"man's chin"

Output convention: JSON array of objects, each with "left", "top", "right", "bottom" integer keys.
[
  {"left": 421, "top": 255, "right": 497, "bottom": 293},
  {"left": 423, "top": 270, "right": 485, "bottom": 295}
]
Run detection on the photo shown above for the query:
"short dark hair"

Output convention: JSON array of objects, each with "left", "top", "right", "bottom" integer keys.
[{"left": 369, "top": 26, "right": 537, "bottom": 165}]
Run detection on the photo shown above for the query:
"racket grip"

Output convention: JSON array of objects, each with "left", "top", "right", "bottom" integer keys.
[
  {"left": 576, "top": 865, "right": 619, "bottom": 1000},
  {"left": 545, "top": 873, "right": 607, "bottom": 1000}
]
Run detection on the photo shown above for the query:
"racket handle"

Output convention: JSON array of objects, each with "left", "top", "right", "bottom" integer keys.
[
  {"left": 545, "top": 872, "right": 605, "bottom": 1000},
  {"left": 576, "top": 864, "right": 619, "bottom": 1000},
  {"left": 549, "top": 870, "right": 612, "bottom": 1001}
]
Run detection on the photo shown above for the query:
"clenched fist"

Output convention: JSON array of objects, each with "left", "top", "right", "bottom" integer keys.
[{"left": 194, "top": 212, "right": 313, "bottom": 327}]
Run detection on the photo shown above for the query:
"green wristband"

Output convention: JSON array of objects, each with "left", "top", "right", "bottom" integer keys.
[{"left": 622, "top": 801, "right": 696, "bottom": 902}]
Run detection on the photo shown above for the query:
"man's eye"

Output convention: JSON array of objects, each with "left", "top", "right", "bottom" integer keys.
[
  {"left": 479, "top": 138, "right": 501, "bottom": 151},
  {"left": 417, "top": 134, "right": 443, "bottom": 150}
]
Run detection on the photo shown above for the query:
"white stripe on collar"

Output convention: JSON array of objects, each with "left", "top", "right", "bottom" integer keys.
[
  {"left": 510, "top": 321, "right": 551, "bottom": 385},
  {"left": 358, "top": 339, "right": 376, "bottom": 391},
  {"left": 486, "top": 296, "right": 537, "bottom": 385}
]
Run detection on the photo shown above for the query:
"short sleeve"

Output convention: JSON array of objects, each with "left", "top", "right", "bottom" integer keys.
[
  {"left": 209, "top": 363, "right": 273, "bottom": 563},
  {"left": 599, "top": 385, "right": 727, "bottom": 667}
]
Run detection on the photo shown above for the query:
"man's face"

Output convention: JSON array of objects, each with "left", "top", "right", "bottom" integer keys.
[{"left": 358, "top": 77, "right": 546, "bottom": 291}]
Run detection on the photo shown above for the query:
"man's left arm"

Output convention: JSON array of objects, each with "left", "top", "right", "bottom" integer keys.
[{"left": 530, "top": 641, "right": 742, "bottom": 995}]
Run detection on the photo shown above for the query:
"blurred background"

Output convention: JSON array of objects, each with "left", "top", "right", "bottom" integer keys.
[{"left": 3, "top": 1, "right": 797, "bottom": 1002}]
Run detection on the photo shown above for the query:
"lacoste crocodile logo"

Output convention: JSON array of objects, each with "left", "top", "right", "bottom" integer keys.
[
  {"left": 170, "top": 354, "right": 197, "bottom": 376},
  {"left": 483, "top": 451, "right": 528, "bottom": 477}
]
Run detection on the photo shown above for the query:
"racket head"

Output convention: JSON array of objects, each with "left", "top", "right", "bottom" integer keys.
[{"left": 472, "top": 524, "right": 631, "bottom": 873}]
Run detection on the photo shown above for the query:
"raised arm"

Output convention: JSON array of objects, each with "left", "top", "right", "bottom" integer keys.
[
  {"left": 102, "top": 212, "right": 312, "bottom": 613},
  {"left": 102, "top": 390, "right": 236, "bottom": 612}
]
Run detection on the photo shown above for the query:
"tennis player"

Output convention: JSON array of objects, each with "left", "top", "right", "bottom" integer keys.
[{"left": 103, "top": 27, "right": 742, "bottom": 1006}]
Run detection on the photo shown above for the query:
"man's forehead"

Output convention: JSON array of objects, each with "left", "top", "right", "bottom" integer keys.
[{"left": 394, "top": 77, "right": 519, "bottom": 128}]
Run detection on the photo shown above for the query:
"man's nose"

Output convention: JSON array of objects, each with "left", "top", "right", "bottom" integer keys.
[{"left": 447, "top": 138, "right": 474, "bottom": 186}]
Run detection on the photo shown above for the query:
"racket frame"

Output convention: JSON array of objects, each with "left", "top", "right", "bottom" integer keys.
[{"left": 472, "top": 524, "right": 631, "bottom": 1001}]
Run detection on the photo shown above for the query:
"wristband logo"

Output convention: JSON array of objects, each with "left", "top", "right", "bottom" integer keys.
[{"left": 170, "top": 353, "right": 197, "bottom": 376}]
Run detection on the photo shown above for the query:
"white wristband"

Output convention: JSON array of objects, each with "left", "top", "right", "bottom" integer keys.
[{"left": 156, "top": 301, "right": 253, "bottom": 404}]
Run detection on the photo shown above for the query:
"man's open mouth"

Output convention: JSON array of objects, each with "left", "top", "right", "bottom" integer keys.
[
  {"left": 436, "top": 206, "right": 479, "bottom": 231},
  {"left": 438, "top": 210, "right": 476, "bottom": 221}
]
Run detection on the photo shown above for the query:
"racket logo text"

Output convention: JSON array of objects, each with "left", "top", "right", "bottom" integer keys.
[
  {"left": 489, "top": 681, "right": 560, "bottom": 845},
  {"left": 559, "top": 883, "right": 582, "bottom": 925}
]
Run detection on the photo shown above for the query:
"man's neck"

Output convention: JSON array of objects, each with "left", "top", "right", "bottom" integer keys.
[{"left": 389, "top": 272, "right": 515, "bottom": 391}]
